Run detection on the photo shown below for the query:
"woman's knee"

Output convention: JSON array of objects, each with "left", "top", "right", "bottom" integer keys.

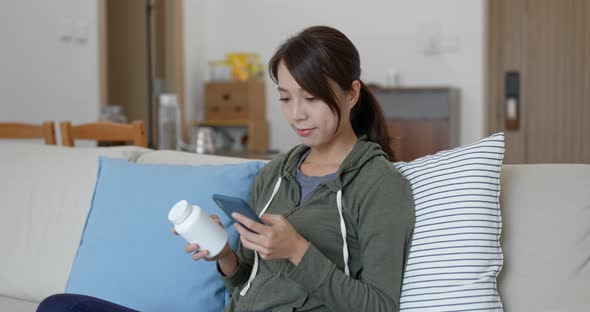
[
  {"left": 37, "top": 293, "right": 81, "bottom": 311},
  {"left": 36, "top": 293, "right": 137, "bottom": 312}
]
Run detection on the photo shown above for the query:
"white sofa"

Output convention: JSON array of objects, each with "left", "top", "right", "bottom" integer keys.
[{"left": 0, "top": 143, "right": 588, "bottom": 311}]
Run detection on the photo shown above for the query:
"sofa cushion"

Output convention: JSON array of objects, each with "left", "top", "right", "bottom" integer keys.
[
  {"left": 498, "top": 164, "right": 590, "bottom": 311},
  {"left": 0, "top": 143, "right": 150, "bottom": 302},
  {"left": 65, "top": 157, "right": 264, "bottom": 312},
  {"left": 137, "top": 150, "right": 260, "bottom": 166},
  {"left": 0, "top": 295, "right": 39, "bottom": 312},
  {"left": 394, "top": 133, "right": 504, "bottom": 311}
]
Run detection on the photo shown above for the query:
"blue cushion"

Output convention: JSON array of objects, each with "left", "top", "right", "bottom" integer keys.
[{"left": 66, "top": 157, "right": 264, "bottom": 312}]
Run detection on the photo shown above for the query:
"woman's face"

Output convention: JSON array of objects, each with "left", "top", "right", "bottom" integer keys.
[{"left": 277, "top": 61, "right": 352, "bottom": 148}]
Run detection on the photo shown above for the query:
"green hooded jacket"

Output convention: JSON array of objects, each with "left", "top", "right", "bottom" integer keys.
[{"left": 221, "top": 135, "right": 415, "bottom": 311}]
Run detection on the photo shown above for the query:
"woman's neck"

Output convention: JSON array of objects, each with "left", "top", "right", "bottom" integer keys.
[{"left": 306, "top": 126, "right": 358, "bottom": 167}]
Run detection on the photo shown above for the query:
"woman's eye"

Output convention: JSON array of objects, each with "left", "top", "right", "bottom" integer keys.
[
  {"left": 279, "top": 98, "right": 290, "bottom": 102},
  {"left": 305, "top": 97, "right": 316, "bottom": 102}
]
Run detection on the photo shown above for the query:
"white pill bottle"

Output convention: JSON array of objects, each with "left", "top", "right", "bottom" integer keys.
[{"left": 168, "top": 200, "right": 228, "bottom": 258}]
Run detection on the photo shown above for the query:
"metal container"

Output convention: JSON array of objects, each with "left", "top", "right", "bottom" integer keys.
[{"left": 195, "top": 127, "right": 216, "bottom": 154}]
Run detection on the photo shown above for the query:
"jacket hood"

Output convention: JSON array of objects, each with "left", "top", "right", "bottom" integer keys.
[{"left": 277, "top": 134, "right": 387, "bottom": 192}]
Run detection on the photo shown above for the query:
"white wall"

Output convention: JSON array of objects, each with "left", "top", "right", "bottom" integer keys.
[
  {"left": 183, "top": 0, "right": 207, "bottom": 132},
  {"left": 0, "top": 0, "right": 485, "bottom": 151},
  {"left": 184, "top": 0, "right": 486, "bottom": 152},
  {"left": 0, "top": 0, "right": 100, "bottom": 144}
]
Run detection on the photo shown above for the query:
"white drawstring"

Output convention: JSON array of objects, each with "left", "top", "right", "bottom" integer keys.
[
  {"left": 240, "top": 179, "right": 351, "bottom": 296},
  {"left": 240, "top": 177, "right": 282, "bottom": 296},
  {"left": 336, "top": 190, "right": 350, "bottom": 276}
]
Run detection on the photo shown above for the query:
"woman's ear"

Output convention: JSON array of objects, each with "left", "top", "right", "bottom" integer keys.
[{"left": 349, "top": 80, "right": 361, "bottom": 108}]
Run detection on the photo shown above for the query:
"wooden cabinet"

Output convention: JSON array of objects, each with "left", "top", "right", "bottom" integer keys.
[
  {"left": 204, "top": 80, "right": 266, "bottom": 121},
  {"left": 197, "top": 80, "right": 269, "bottom": 153},
  {"left": 370, "top": 86, "right": 460, "bottom": 162}
]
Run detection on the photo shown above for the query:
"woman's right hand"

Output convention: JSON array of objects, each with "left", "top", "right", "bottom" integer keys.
[{"left": 172, "top": 214, "right": 236, "bottom": 264}]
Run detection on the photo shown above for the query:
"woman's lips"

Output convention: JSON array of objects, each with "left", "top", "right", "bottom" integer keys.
[{"left": 296, "top": 128, "right": 315, "bottom": 137}]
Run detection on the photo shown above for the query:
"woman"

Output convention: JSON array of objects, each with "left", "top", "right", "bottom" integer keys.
[{"left": 37, "top": 25, "right": 415, "bottom": 312}]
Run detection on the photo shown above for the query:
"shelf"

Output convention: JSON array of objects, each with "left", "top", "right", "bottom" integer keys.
[
  {"left": 192, "top": 120, "right": 252, "bottom": 127},
  {"left": 192, "top": 119, "right": 269, "bottom": 153}
]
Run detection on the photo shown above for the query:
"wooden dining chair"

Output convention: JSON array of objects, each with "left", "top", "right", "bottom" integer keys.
[
  {"left": 0, "top": 121, "right": 57, "bottom": 144},
  {"left": 60, "top": 120, "right": 147, "bottom": 147}
]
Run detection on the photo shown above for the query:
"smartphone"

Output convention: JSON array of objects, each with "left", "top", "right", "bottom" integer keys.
[{"left": 212, "top": 194, "right": 262, "bottom": 231}]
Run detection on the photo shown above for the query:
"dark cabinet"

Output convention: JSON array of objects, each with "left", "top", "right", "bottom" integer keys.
[{"left": 370, "top": 86, "right": 460, "bottom": 162}]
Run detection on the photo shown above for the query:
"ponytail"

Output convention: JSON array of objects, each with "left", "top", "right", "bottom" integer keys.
[{"left": 351, "top": 81, "right": 395, "bottom": 160}]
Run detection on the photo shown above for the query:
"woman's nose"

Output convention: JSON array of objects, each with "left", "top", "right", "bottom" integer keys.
[{"left": 292, "top": 101, "right": 307, "bottom": 120}]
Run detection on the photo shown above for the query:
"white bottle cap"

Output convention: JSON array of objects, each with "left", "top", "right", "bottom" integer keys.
[{"left": 168, "top": 200, "right": 193, "bottom": 225}]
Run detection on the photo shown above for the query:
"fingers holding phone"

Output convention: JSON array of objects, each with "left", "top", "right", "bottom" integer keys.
[{"left": 232, "top": 212, "right": 309, "bottom": 265}]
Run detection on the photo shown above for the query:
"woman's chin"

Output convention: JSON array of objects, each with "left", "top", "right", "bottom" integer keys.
[
  {"left": 299, "top": 137, "right": 328, "bottom": 148},
  {"left": 298, "top": 137, "right": 317, "bottom": 147}
]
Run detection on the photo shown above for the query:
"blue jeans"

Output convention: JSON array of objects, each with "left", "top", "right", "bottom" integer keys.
[{"left": 36, "top": 294, "right": 139, "bottom": 312}]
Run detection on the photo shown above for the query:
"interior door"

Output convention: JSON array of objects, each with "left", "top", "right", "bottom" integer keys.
[
  {"left": 99, "top": 0, "right": 185, "bottom": 148},
  {"left": 487, "top": 0, "right": 590, "bottom": 164}
]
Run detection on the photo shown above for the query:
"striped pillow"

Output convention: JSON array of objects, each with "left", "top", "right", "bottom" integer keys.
[{"left": 393, "top": 133, "right": 505, "bottom": 311}]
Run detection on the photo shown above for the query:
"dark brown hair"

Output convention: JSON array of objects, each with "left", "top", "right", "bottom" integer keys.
[{"left": 268, "top": 26, "right": 394, "bottom": 160}]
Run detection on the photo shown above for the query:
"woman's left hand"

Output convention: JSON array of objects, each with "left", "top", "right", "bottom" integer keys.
[{"left": 232, "top": 213, "right": 310, "bottom": 266}]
